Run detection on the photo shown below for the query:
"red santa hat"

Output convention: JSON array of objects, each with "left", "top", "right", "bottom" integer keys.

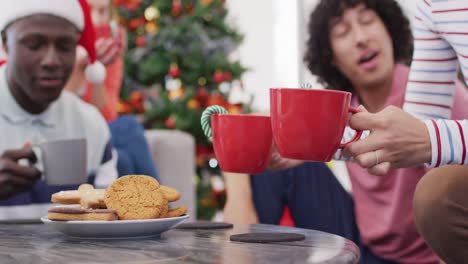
[{"left": 0, "top": 0, "right": 106, "bottom": 84}]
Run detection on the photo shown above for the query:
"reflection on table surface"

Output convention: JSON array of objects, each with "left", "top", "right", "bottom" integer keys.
[{"left": 0, "top": 223, "right": 360, "bottom": 263}]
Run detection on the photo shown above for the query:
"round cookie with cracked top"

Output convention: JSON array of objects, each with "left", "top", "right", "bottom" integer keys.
[{"left": 104, "top": 175, "right": 165, "bottom": 220}]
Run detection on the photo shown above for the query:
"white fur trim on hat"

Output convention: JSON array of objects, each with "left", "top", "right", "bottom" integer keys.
[
  {"left": 85, "top": 61, "right": 106, "bottom": 85},
  {"left": 0, "top": 0, "right": 84, "bottom": 31}
]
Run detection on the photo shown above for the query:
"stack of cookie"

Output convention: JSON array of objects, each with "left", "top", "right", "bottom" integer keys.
[{"left": 48, "top": 175, "right": 187, "bottom": 221}]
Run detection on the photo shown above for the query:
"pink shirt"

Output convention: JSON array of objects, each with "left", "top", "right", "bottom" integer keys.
[{"left": 346, "top": 64, "right": 468, "bottom": 263}]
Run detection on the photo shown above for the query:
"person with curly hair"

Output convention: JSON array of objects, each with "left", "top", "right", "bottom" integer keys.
[
  {"left": 223, "top": 0, "right": 468, "bottom": 263},
  {"left": 340, "top": 0, "right": 468, "bottom": 262}
]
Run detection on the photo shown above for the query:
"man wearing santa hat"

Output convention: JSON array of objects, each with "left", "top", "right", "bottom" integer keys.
[{"left": 0, "top": 0, "right": 117, "bottom": 220}]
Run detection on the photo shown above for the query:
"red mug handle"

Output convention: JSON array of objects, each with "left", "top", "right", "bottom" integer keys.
[{"left": 339, "top": 107, "right": 363, "bottom": 149}]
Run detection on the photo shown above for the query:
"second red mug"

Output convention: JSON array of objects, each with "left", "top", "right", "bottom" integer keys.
[{"left": 270, "top": 88, "right": 362, "bottom": 161}]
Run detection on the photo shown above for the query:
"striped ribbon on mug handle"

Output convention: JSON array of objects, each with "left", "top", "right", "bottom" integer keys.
[{"left": 201, "top": 105, "right": 229, "bottom": 141}]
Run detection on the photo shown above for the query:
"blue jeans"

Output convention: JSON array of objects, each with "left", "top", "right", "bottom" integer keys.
[
  {"left": 251, "top": 162, "right": 397, "bottom": 264},
  {"left": 109, "top": 116, "right": 159, "bottom": 181}
]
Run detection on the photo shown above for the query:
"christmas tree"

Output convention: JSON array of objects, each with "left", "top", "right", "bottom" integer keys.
[{"left": 113, "top": 0, "right": 250, "bottom": 219}]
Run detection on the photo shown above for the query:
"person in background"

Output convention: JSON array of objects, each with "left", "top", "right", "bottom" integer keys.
[
  {"left": 66, "top": 0, "right": 159, "bottom": 180},
  {"left": 342, "top": 0, "right": 468, "bottom": 262},
  {"left": 223, "top": 0, "right": 468, "bottom": 263},
  {"left": 0, "top": 0, "right": 117, "bottom": 220}
]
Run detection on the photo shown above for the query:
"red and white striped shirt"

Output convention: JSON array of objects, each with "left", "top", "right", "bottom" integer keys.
[{"left": 404, "top": 0, "right": 468, "bottom": 167}]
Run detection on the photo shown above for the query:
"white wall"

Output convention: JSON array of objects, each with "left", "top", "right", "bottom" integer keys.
[{"left": 226, "top": 0, "right": 300, "bottom": 112}]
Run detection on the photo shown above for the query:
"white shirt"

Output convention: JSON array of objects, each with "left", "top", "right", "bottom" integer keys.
[{"left": 0, "top": 65, "right": 117, "bottom": 220}]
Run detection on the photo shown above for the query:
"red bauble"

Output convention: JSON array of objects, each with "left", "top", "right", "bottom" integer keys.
[
  {"left": 128, "top": 18, "right": 145, "bottom": 31},
  {"left": 213, "top": 71, "right": 224, "bottom": 84},
  {"left": 165, "top": 117, "right": 176, "bottom": 129},
  {"left": 135, "top": 36, "right": 146, "bottom": 47},
  {"left": 196, "top": 87, "right": 209, "bottom": 106},
  {"left": 171, "top": 0, "right": 183, "bottom": 17},
  {"left": 169, "top": 64, "right": 180, "bottom": 78},
  {"left": 222, "top": 71, "right": 232, "bottom": 81}
]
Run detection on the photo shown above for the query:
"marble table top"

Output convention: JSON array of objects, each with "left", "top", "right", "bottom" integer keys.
[{"left": 0, "top": 223, "right": 360, "bottom": 264}]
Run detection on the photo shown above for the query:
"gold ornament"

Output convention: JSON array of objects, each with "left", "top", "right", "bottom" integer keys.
[
  {"left": 201, "top": 0, "right": 213, "bottom": 6},
  {"left": 203, "top": 14, "right": 213, "bottom": 22},
  {"left": 198, "top": 77, "right": 207, "bottom": 86},
  {"left": 144, "top": 6, "right": 160, "bottom": 21},
  {"left": 169, "top": 88, "right": 185, "bottom": 100},
  {"left": 145, "top": 22, "right": 159, "bottom": 34},
  {"left": 187, "top": 99, "right": 200, "bottom": 110}
]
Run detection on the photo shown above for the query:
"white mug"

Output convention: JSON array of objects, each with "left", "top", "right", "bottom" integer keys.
[{"left": 32, "top": 138, "right": 87, "bottom": 186}]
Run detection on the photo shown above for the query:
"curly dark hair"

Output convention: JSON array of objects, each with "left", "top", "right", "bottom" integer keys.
[{"left": 304, "top": 0, "right": 413, "bottom": 93}]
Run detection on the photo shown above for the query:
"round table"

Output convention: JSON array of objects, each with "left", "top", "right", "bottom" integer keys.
[{"left": 0, "top": 223, "right": 360, "bottom": 263}]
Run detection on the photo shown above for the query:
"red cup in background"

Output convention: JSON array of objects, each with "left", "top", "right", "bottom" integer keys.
[
  {"left": 211, "top": 114, "right": 273, "bottom": 174},
  {"left": 270, "top": 88, "right": 362, "bottom": 161}
]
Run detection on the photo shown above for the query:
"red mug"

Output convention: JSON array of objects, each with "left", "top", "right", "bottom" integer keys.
[
  {"left": 270, "top": 88, "right": 362, "bottom": 161},
  {"left": 210, "top": 114, "right": 273, "bottom": 174}
]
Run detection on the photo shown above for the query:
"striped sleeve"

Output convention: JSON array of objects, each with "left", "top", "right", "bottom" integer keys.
[
  {"left": 403, "top": 1, "right": 458, "bottom": 120},
  {"left": 425, "top": 119, "right": 468, "bottom": 167},
  {"left": 404, "top": 0, "right": 468, "bottom": 167}
]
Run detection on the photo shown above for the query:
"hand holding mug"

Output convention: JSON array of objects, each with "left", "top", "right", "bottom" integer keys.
[
  {"left": 0, "top": 144, "right": 41, "bottom": 199},
  {"left": 343, "top": 105, "right": 432, "bottom": 173}
]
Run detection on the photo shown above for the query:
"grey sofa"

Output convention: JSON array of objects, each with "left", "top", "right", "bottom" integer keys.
[{"left": 144, "top": 130, "right": 197, "bottom": 220}]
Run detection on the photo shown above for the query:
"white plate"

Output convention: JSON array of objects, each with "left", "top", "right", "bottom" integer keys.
[{"left": 41, "top": 215, "right": 189, "bottom": 239}]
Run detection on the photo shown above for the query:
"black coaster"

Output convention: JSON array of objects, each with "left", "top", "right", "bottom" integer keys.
[
  {"left": 230, "top": 232, "right": 305, "bottom": 243},
  {"left": 176, "top": 221, "right": 234, "bottom": 230}
]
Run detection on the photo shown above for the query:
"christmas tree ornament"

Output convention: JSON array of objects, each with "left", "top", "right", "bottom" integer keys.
[
  {"left": 228, "top": 105, "right": 242, "bottom": 114},
  {"left": 171, "top": 0, "right": 183, "bottom": 17},
  {"left": 169, "top": 63, "right": 181, "bottom": 78},
  {"left": 219, "top": 82, "right": 231, "bottom": 93},
  {"left": 144, "top": 6, "right": 160, "bottom": 21},
  {"left": 165, "top": 77, "right": 182, "bottom": 91},
  {"left": 145, "top": 22, "right": 159, "bottom": 34},
  {"left": 196, "top": 86, "right": 209, "bottom": 103},
  {"left": 198, "top": 77, "right": 207, "bottom": 86},
  {"left": 208, "top": 93, "right": 227, "bottom": 106},
  {"left": 165, "top": 116, "right": 177, "bottom": 129},
  {"left": 201, "top": 0, "right": 213, "bottom": 6},
  {"left": 185, "top": 2, "right": 194, "bottom": 14},
  {"left": 128, "top": 18, "right": 146, "bottom": 31},
  {"left": 135, "top": 36, "right": 146, "bottom": 47},
  {"left": 187, "top": 99, "right": 201, "bottom": 110},
  {"left": 203, "top": 13, "right": 213, "bottom": 22},
  {"left": 223, "top": 71, "right": 232, "bottom": 81},
  {"left": 213, "top": 70, "right": 224, "bottom": 84},
  {"left": 168, "top": 88, "right": 185, "bottom": 101}
]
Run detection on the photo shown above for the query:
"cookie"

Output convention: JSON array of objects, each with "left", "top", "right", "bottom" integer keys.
[
  {"left": 164, "top": 206, "right": 187, "bottom": 218},
  {"left": 51, "top": 184, "right": 106, "bottom": 209},
  {"left": 104, "top": 175, "right": 166, "bottom": 220},
  {"left": 47, "top": 207, "right": 118, "bottom": 221},
  {"left": 159, "top": 185, "right": 181, "bottom": 202}
]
